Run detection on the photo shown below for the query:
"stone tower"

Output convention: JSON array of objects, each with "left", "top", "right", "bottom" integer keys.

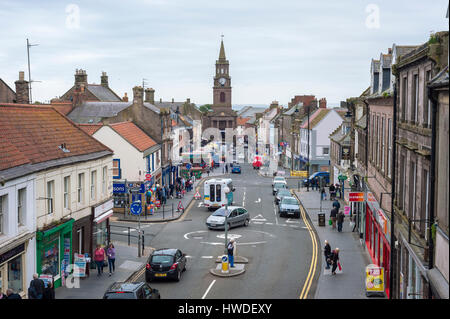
[{"left": 213, "top": 39, "right": 232, "bottom": 108}]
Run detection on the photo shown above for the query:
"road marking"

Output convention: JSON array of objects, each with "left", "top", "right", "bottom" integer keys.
[
  {"left": 202, "top": 280, "right": 216, "bottom": 299},
  {"left": 265, "top": 222, "right": 273, "bottom": 225},
  {"left": 273, "top": 202, "right": 279, "bottom": 225},
  {"left": 251, "top": 214, "right": 267, "bottom": 222},
  {"left": 255, "top": 198, "right": 261, "bottom": 203},
  {"left": 201, "top": 256, "right": 214, "bottom": 259},
  {"left": 286, "top": 218, "right": 300, "bottom": 224}
]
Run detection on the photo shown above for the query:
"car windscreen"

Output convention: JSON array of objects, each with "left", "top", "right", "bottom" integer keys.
[
  {"left": 282, "top": 198, "right": 298, "bottom": 205},
  {"left": 151, "top": 255, "right": 174, "bottom": 264},
  {"left": 212, "top": 208, "right": 228, "bottom": 217},
  {"left": 274, "top": 183, "right": 286, "bottom": 188},
  {"left": 104, "top": 292, "right": 135, "bottom": 299},
  {"left": 278, "top": 190, "right": 291, "bottom": 196}
]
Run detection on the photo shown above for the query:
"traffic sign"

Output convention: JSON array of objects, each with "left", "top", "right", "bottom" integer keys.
[
  {"left": 338, "top": 175, "right": 348, "bottom": 181},
  {"left": 130, "top": 201, "right": 143, "bottom": 215},
  {"left": 186, "top": 163, "right": 192, "bottom": 170},
  {"left": 145, "top": 173, "right": 152, "bottom": 181},
  {"left": 177, "top": 201, "right": 184, "bottom": 212},
  {"left": 194, "top": 191, "right": 201, "bottom": 200}
]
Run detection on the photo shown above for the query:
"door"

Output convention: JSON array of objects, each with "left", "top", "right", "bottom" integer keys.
[
  {"left": 229, "top": 209, "right": 238, "bottom": 226},
  {"left": 238, "top": 208, "right": 247, "bottom": 225}
]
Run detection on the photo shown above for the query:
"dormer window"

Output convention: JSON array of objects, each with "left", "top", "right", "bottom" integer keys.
[{"left": 373, "top": 72, "right": 380, "bottom": 94}]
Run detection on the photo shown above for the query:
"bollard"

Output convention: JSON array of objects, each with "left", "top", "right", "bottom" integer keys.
[
  {"left": 127, "top": 227, "right": 131, "bottom": 246},
  {"left": 221, "top": 255, "right": 229, "bottom": 273}
]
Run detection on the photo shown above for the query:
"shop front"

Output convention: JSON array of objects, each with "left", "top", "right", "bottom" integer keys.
[
  {"left": 36, "top": 218, "right": 74, "bottom": 288},
  {"left": 365, "top": 193, "right": 391, "bottom": 298},
  {"left": 92, "top": 198, "right": 114, "bottom": 251},
  {"left": 0, "top": 234, "right": 34, "bottom": 297}
]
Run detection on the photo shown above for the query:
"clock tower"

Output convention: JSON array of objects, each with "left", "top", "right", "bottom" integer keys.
[{"left": 213, "top": 39, "right": 232, "bottom": 108}]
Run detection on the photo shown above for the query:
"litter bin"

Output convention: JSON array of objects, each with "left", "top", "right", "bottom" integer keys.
[{"left": 318, "top": 213, "right": 325, "bottom": 227}]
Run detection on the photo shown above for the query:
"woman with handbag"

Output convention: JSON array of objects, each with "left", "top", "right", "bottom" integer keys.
[
  {"left": 330, "top": 248, "right": 340, "bottom": 275},
  {"left": 94, "top": 244, "right": 106, "bottom": 276}
]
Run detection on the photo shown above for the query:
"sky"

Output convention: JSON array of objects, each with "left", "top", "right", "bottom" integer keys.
[{"left": 0, "top": 0, "right": 448, "bottom": 107}]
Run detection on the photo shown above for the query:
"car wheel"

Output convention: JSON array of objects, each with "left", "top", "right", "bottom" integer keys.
[{"left": 244, "top": 219, "right": 249, "bottom": 227}]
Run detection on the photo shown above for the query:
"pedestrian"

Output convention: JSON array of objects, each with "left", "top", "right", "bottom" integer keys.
[
  {"left": 225, "top": 163, "right": 228, "bottom": 173},
  {"left": 107, "top": 243, "right": 116, "bottom": 276},
  {"left": 335, "top": 183, "right": 341, "bottom": 198},
  {"left": 330, "top": 206, "right": 338, "bottom": 229},
  {"left": 0, "top": 291, "right": 7, "bottom": 299},
  {"left": 330, "top": 248, "right": 340, "bottom": 275},
  {"left": 207, "top": 168, "right": 210, "bottom": 176},
  {"left": 227, "top": 238, "right": 236, "bottom": 268},
  {"left": 94, "top": 244, "right": 106, "bottom": 276},
  {"left": 28, "top": 274, "right": 45, "bottom": 299},
  {"left": 162, "top": 187, "right": 167, "bottom": 205},
  {"left": 337, "top": 210, "right": 345, "bottom": 232},
  {"left": 320, "top": 187, "right": 327, "bottom": 201},
  {"left": 329, "top": 184, "right": 336, "bottom": 200},
  {"left": 332, "top": 198, "right": 341, "bottom": 210},
  {"left": 6, "top": 289, "right": 22, "bottom": 299},
  {"left": 169, "top": 184, "right": 174, "bottom": 199},
  {"left": 324, "top": 240, "right": 332, "bottom": 270},
  {"left": 43, "top": 280, "right": 55, "bottom": 299}
]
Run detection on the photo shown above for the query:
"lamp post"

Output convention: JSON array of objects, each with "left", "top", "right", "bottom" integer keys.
[
  {"left": 307, "top": 104, "right": 310, "bottom": 192},
  {"left": 223, "top": 186, "right": 231, "bottom": 255}
]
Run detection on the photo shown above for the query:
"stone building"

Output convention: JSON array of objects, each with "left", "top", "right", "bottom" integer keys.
[
  {"left": 392, "top": 30, "right": 448, "bottom": 299},
  {"left": 0, "top": 78, "right": 16, "bottom": 103},
  {"left": 0, "top": 71, "right": 30, "bottom": 104}
]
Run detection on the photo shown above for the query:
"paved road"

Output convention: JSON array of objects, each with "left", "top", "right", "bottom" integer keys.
[{"left": 110, "top": 164, "right": 318, "bottom": 299}]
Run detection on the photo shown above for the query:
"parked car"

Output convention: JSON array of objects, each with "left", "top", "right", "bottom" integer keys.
[
  {"left": 272, "top": 176, "right": 286, "bottom": 186},
  {"left": 206, "top": 206, "right": 250, "bottom": 230},
  {"left": 303, "top": 171, "right": 330, "bottom": 187},
  {"left": 145, "top": 248, "right": 187, "bottom": 282},
  {"left": 231, "top": 164, "right": 241, "bottom": 174},
  {"left": 274, "top": 189, "right": 292, "bottom": 205},
  {"left": 278, "top": 196, "right": 300, "bottom": 218},
  {"left": 273, "top": 181, "right": 288, "bottom": 195},
  {"left": 103, "top": 282, "right": 160, "bottom": 299}
]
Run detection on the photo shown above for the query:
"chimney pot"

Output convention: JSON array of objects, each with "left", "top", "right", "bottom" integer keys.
[
  {"left": 172, "top": 98, "right": 174, "bottom": 103},
  {"left": 19, "top": 71, "right": 25, "bottom": 81}
]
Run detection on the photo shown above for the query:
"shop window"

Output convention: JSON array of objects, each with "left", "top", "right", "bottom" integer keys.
[
  {"left": 8, "top": 255, "right": 23, "bottom": 293},
  {"left": 17, "top": 188, "right": 26, "bottom": 226},
  {"left": 0, "top": 194, "right": 6, "bottom": 235},
  {"left": 41, "top": 234, "right": 60, "bottom": 278}
]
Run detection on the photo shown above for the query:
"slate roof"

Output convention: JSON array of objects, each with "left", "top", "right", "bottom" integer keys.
[
  {"left": 300, "top": 108, "right": 331, "bottom": 129},
  {"left": 67, "top": 101, "right": 132, "bottom": 123},
  {"left": 109, "top": 121, "right": 157, "bottom": 152},
  {"left": 87, "top": 84, "right": 122, "bottom": 102},
  {"left": 428, "top": 66, "right": 449, "bottom": 88},
  {"left": 0, "top": 104, "right": 112, "bottom": 172},
  {"left": 237, "top": 106, "right": 266, "bottom": 118}
]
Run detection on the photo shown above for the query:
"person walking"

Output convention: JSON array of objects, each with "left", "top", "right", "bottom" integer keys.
[
  {"left": 225, "top": 163, "right": 228, "bottom": 174},
  {"left": 161, "top": 186, "right": 167, "bottom": 205},
  {"left": 43, "top": 281, "right": 55, "bottom": 299},
  {"left": 337, "top": 210, "right": 345, "bottom": 232},
  {"left": 329, "top": 184, "right": 336, "bottom": 200},
  {"left": 332, "top": 198, "right": 341, "bottom": 211},
  {"left": 330, "top": 206, "right": 338, "bottom": 229},
  {"left": 330, "top": 248, "right": 340, "bottom": 275},
  {"left": 107, "top": 243, "right": 116, "bottom": 276},
  {"left": 227, "top": 238, "right": 236, "bottom": 268},
  {"left": 94, "top": 244, "right": 106, "bottom": 276},
  {"left": 324, "top": 240, "right": 332, "bottom": 269},
  {"left": 169, "top": 183, "right": 174, "bottom": 199},
  {"left": 320, "top": 187, "right": 327, "bottom": 201},
  {"left": 6, "top": 289, "right": 22, "bottom": 299},
  {"left": 28, "top": 274, "right": 45, "bottom": 299}
]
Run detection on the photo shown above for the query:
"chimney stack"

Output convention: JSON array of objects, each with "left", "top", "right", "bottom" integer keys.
[
  {"left": 171, "top": 98, "right": 174, "bottom": 103},
  {"left": 101, "top": 71, "right": 108, "bottom": 87},
  {"left": 144, "top": 88, "right": 155, "bottom": 104},
  {"left": 122, "top": 92, "right": 128, "bottom": 102},
  {"left": 319, "top": 98, "right": 327, "bottom": 108},
  {"left": 15, "top": 71, "right": 29, "bottom": 104},
  {"left": 186, "top": 98, "right": 191, "bottom": 104},
  {"left": 74, "top": 69, "right": 88, "bottom": 87},
  {"left": 388, "top": 48, "right": 392, "bottom": 55},
  {"left": 133, "top": 86, "right": 144, "bottom": 105}
]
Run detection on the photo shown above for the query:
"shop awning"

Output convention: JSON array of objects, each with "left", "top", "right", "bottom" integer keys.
[
  {"left": 94, "top": 209, "right": 114, "bottom": 224},
  {"left": 427, "top": 268, "right": 449, "bottom": 299}
]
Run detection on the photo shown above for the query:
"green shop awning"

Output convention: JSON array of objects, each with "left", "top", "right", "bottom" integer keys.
[{"left": 36, "top": 218, "right": 74, "bottom": 241}]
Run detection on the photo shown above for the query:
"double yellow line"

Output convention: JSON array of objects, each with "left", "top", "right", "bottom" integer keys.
[{"left": 295, "top": 193, "right": 319, "bottom": 299}]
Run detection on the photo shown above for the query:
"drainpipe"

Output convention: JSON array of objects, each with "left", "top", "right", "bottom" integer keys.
[
  {"left": 427, "top": 85, "right": 437, "bottom": 300},
  {"left": 389, "top": 82, "right": 397, "bottom": 299}
]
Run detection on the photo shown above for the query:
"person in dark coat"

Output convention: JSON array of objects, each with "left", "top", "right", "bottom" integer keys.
[
  {"left": 330, "top": 207, "right": 338, "bottom": 229},
  {"left": 0, "top": 291, "right": 7, "bottom": 299},
  {"left": 329, "top": 184, "right": 336, "bottom": 200},
  {"left": 28, "top": 274, "right": 45, "bottom": 299},
  {"left": 332, "top": 199, "right": 341, "bottom": 210},
  {"left": 337, "top": 211, "right": 345, "bottom": 232},
  {"left": 330, "top": 248, "right": 340, "bottom": 275},
  {"left": 6, "top": 289, "right": 22, "bottom": 299},
  {"left": 324, "top": 240, "right": 332, "bottom": 269},
  {"left": 43, "top": 281, "right": 55, "bottom": 299}
]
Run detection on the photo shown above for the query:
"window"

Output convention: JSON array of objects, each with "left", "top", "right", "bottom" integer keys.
[
  {"left": 91, "top": 170, "right": 97, "bottom": 201},
  {"left": 216, "top": 184, "right": 221, "bottom": 202},
  {"left": 0, "top": 194, "right": 7, "bottom": 235},
  {"left": 423, "top": 169, "right": 430, "bottom": 239},
  {"left": 424, "top": 70, "right": 431, "bottom": 127},
  {"left": 401, "top": 76, "right": 407, "bottom": 122},
  {"left": 8, "top": 255, "right": 23, "bottom": 293},
  {"left": 112, "top": 159, "right": 121, "bottom": 179},
  {"left": 387, "top": 119, "right": 392, "bottom": 178},
  {"left": 376, "top": 116, "right": 379, "bottom": 167},
  {"left": 399, "top": 153, "right": 406, "bottom": 210},
  {"left": 382, "top": 68, "right": 390, "bottom": 92},
  {"left": 78, "top": 173, "right": 84, "bottom": 204},
  {"left": 323, "top": 147, "right": 329, "bottom": 155},
  {"left": 220, "top": 92, "right": 226, "bottom": 103},
  {"left": 156, "top": 151, "right": 160, "bottom": 168},
  {"left": 411, "top": 74, "right": 419, "bottom": 123},
  {"left": 373, "top": 72, "right": 379, "bottom": 93},
  {"left": 18, "top": 188, "right": 26, "bottom": 226},
  {"left": 47, "top": 181, "right": 54, "bottom": 214},
  {"left": 210, "top": 185, "right": 215, "bottom": 203},
  {"left": 64, "top": 176, "right": 70, "bottom": 209},
  {"left": 102, "top": 166, "right": 107, "bottom": 195},
  {"left": 410, "top": 161, "right": 417, "bottom": 225}
]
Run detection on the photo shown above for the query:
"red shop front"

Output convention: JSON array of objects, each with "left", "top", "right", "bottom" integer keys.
[{"left": 365, "top": 193, "right": 391, "bottom": 298}]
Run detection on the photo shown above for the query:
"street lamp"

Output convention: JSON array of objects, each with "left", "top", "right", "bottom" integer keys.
[
  {"left": 307, "top": 104, "right": 310, "bottom": 192},
  {"left": 223, "top": 186, "right": 231, "bottom": 255}
]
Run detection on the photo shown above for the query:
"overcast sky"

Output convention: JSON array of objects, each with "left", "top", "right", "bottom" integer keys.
[{"left": 0, "top": 0, "right": 448, "bottom": 107}]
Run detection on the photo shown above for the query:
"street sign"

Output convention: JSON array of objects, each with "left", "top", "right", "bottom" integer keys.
[
  {"left": 291, "top": 170, "right": 308, "bottom": 177},
  {"left": 338, "top": 175, "right": 348, "bottom": 181},
  {"left": 186, "top": 163, "right": 192, "bottom": 170},
  {"left": 177, "top": 201, "right": 184, "bottom": 211},
  {"left": 349, "top": 192, "right": 364, "bottom": 202},
  {"left": 145, "top": 173, "right": 152, "bottom": 181},
  {"left": 130, "top": 201, "right": 143, "bottom": 215},
  {"left": 194, "top": 191, "right": 201, "bottom": 200}
]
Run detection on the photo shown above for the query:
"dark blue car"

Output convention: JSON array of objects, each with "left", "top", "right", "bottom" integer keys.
[
  {"left": 231, "top": 164, "right": 241, "bottom": 174},
  {"left": 303, "top": 171, "right": 330, "bottom": 187}
]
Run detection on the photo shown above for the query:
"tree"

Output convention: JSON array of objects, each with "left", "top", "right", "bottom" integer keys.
[{"left": 199, "top": 104, "right": 212, "bottom": 113}]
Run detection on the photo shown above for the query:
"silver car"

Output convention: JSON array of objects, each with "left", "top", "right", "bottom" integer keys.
[
  {"left": 278, "top": 196, "right": 300, "bottom": 218},
  {"left": 206, "top": 206, "right": 250, "bottom": 230}
]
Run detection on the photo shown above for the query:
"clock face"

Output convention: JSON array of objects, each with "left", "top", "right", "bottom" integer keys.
[{"left": 219, "top": 77, "right": 226, "bottom": 86}]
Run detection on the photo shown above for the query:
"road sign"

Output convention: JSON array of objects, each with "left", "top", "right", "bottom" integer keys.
[
  {"left": 130, "top": 201, "right": 143, "bottom": 215},
  {"left": 338, "top": 175, "right": 348, "bottom": 181},
  {"left": 145, "top": 173, "right": 152, "bottom": 181},
  {"left": 186, "top": 163, "right": 192, "bottom": 170},
  {"left": 194, "top": 191, "right": 201, "bottom": 200},
  {"left": 349, "top": 192, "right": 364, "bottom": 202},
  {"left": 177, "top": 201, "right": 184, "bottom": 212}
]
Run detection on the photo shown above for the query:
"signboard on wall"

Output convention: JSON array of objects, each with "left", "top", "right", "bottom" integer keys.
[
  {"left": 349, "top": 192, "right": 364, "bottom": 202},
  {"left": 366, "top": 265, "right": 385, "bottom": 297}
]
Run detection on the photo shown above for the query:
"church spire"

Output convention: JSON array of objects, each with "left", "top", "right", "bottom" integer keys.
[{"left": 219, "top": 35, "right": 226, "bottom": 60}]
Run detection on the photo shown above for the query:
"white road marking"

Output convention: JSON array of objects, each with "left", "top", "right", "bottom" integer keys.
[
  {"left": 202, "top": 280, "right": 216, "bottom": 299},
  {"left": 251, "top": 214, "right": 267, "bottom": 222},
  {"left": 252, "top": 222, "right": 264, "bottom": 225},
  {"left": 255, "top": 198, "right": 261, "bottom": 203},
  {"left": 286, "top": 218, "right": 300, "bottom": 224},
  {"left": 273, "top": 202, "right": 279, "bottom": 225},
  {"left": 265, "top": 222, "right": 274, "bottom": 225},
  {"left": 201, "top": 256, "right": 214, "bottom": 259}
]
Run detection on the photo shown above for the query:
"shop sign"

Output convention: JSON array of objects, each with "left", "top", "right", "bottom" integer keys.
[
  {"left": 344, "top": 206, "right": 351, "bottom": 215},
  {"left": 73, "top": 253, "right": 86, "bottom": 277},
  {"left": 367, "top": 192, "right": 376, "bottom": 202},
  {"left": 349, "top": 192, "right": 364, "bottom": 202},
  {"left": 94, "top": 199, "right": 114, "bottom": 219},
  {"left": 290, "top": 170, "right": 308, "bottom": 177},
  {"left": 0, "top": 243, "right": 25, "bottom": 264},
  {"left": 365, "top": 265, "right": 385, "bottom": 295},
  {"left": 338, "top": 174, "right": 348, "bottom": 181},
  {"left": 113, "top": 183, "right": 126, "bottom": 194}
]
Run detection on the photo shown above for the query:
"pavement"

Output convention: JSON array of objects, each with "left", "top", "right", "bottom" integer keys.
[
  {"left": 292, "top": 187, "right": 385, "bottom": 299},
  {"left": 55, "top": 241, "right": 148, "bottom": 299}
]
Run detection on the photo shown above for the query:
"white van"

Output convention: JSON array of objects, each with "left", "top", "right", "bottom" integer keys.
[{"left": 204, "top": 178, "right": 235, "bottom": 210}]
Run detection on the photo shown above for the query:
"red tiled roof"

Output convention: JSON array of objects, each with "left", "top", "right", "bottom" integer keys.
[
  {"left": 0, "top": 104, "right": 112, "bottom": 171},
  {"left": 50, "top": 101, "right": 73, "bottom": 115},
  {"left": 109, "top": 121, "right": 157, "bottom": 152},
  {"left": 237, "top": 117, "right": 250, "bottom": 126},
  {"left": 78, "top": 123, "right": 104, "bottom": 135}
]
